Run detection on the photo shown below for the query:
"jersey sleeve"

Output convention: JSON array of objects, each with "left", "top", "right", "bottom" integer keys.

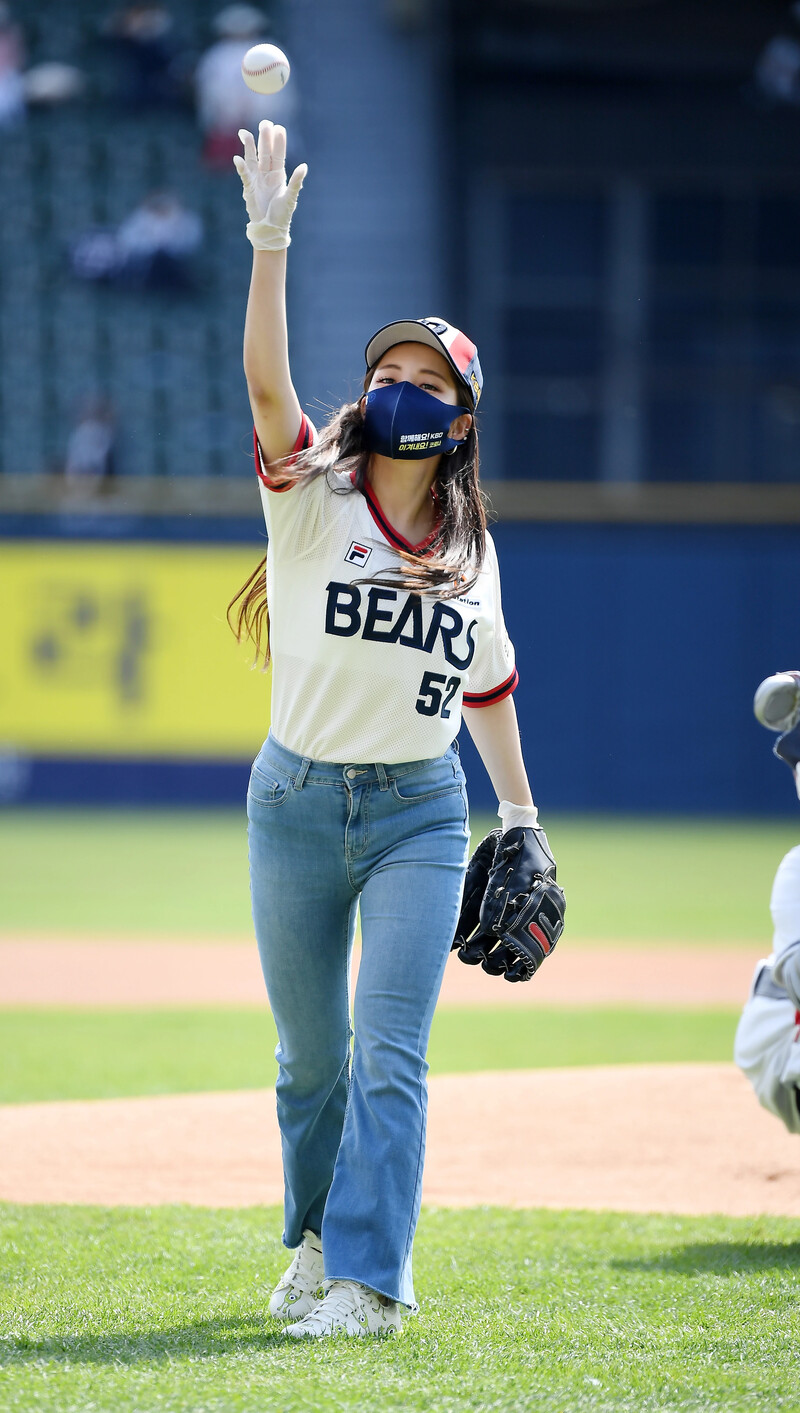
[
  {"left": 254, "top": 414, "right": 344, "bottom": 556},
  {"left": 463, "top": 533, "right": 519, "bottom": 708},
  {"left": 253, "top": 412, "right": 316, "bottom": 492},
  {"left": 734, "top": 958, "right": 800, "bottom": 1135}
]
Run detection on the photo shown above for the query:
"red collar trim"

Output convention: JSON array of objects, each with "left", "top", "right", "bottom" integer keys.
[{"left": 356, "top": 476, "right": 441, "bottom": 555}]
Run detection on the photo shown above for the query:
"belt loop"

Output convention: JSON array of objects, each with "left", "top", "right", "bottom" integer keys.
[
  {"left": 375, "top": 762, "right": 389, "bottom": 791},
  {"left": 293, "top": 758, "right": 311, "bottom": 790}
]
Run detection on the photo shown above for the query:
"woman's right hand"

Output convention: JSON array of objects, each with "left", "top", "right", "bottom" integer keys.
[{"left": 234, "top": 121, "right": 308, "bottom": 251}]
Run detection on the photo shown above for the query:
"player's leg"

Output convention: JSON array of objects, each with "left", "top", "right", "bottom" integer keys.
[
  {"left": 320, "top": 750, "right": 470, "bottom": 1312},
  {"left": 770, "top": 844, "right": 800, "bottom": 948},
  {"left": 247, "top": 737, "right": 358, "bottom": 1248},
  {"left": 768, "top": 844, "right": 800, "bottom": 1003}
]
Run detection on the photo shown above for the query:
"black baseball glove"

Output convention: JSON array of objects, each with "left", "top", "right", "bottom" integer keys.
[{"left": 452, "top": 826, "right": 565, "bottom": 983}]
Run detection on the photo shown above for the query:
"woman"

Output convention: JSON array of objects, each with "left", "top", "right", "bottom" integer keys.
[{"left": 230, "top": 121, "right": 552, "bottom": 1339}]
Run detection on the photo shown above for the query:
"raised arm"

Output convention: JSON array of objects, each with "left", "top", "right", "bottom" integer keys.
[{"left": 234, "top": 122, "right": 308, "bottom": 465}]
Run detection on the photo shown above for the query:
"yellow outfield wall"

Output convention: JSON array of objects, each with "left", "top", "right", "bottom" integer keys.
[{"left": 0, "top": 541, "right": 270, "bottom": 756}]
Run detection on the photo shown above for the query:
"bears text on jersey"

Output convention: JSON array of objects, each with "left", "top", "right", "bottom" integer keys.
[{"left": 325, "top": 581, "right": 478, "bottom": 671}]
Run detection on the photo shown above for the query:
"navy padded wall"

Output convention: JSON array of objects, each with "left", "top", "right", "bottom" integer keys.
[{"left": 458, "top": 523, "right": 800, "bottom": 816}]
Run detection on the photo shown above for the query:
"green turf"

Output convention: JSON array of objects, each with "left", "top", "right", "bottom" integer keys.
[
  {"left": 549, "top": 815, "right": 794, "bottom": 945},
  {"left": 0, "top": 1006, "right": 740, "bottom": 1104},
  {"left": 1, "top": 1204, "right": 798, "bottom": 1411},
  {"left": 430, "top": 1005, "right": 739, "bottom": 1075},
  {"left": 0, "top": 808, "right": 793, "bottom": 943},
  {"left": 0, "top": 809, "right": 254, "bottom": 938}
]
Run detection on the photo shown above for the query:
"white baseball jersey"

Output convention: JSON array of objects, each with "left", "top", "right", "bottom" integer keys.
[
  {"left": 734, "top": 845, "right": 800, "bottom": 1135},
  {"left": 254, "top": 415, "right": 518, "bottom": 764}
]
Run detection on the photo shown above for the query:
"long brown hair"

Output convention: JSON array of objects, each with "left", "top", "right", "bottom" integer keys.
[{"left": 228, "top": 374, "right": 486, "bottom": 666}]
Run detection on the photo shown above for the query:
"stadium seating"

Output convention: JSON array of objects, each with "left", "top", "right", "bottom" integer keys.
[{"left": 0, "top": 1, "right": 256, "bottom": 480}]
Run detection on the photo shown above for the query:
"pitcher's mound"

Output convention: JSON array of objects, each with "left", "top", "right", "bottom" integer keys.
[{"left": 1, "top": 1064, "right": 799, "bottom": 1216}]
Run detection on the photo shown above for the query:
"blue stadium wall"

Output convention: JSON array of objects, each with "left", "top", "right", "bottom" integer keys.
[
  {"left": 2, "top": 516, "right": 797, "bottom": 817},
  {"left": 464, "top": 521, "right": 800, "bottom": 818}
]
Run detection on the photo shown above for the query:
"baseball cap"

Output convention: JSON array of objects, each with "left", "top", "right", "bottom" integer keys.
[{"left": 365, "top": 317, "right": 483, "bottom": 408}]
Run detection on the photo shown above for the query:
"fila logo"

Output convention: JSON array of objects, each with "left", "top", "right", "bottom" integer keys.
[{"left": 345, "top": 541, "right": 372, "bottom": 567}]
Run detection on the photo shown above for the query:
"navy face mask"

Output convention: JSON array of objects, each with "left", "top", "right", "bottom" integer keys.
[{"left": 362, "top": 381, "right": 470, "bottom": 460}]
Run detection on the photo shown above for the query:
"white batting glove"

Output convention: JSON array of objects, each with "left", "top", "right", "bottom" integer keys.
[{"left": 233, "top": 121, "right": 307, "bottom": 251}]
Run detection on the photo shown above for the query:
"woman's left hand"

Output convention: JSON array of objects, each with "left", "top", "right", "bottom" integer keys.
[{"left": 453, "top": 826, "right": 565, "bottom": 982}]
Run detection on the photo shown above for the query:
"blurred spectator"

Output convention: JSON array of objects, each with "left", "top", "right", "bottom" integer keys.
[
  {"left": 70, "top": 191, "right": 203, "bottom": 293},
  {"left": 754, "top": 7, "right": 800, "bottom": 108},
  {"left": 69, "top": 227, "right": 121, "bottom": 284},
  {"left": 0, "top": 2, "right": 25, "bottom": 129},
  {"left": 195, "top": 3, "right": 296, "bottom": 169},
  {"left": 116, "top": 191, "right": 203, "bottom": 290},
  {"left": 64, "top": 395, "right": 117, "bottom": 498},
  {"left": 754, "top": 35, "right": 800, "bottom": 106},
  {"left": 23, "top": 63, "right": 86, "bottom": 108},
  {"left": 99, "top": 4, "right": 187, "bottom": 110}
]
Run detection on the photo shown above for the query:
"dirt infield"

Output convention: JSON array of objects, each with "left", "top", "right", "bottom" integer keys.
[
  {"left": 4, "top": 939, "right": 789, "bottom": 1220},
  {"left": 1, "top": 1064, "right": 799, "bottom": 1216},
  {"left": 0, "top": 939, "right": 764, "bottom": 1007}
]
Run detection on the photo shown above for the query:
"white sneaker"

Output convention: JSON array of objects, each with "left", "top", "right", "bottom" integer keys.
[
  {"left": 268, "top": 1230, "right": 325, "bottom": 1322},
  {"left": 283, "top": 1279, "right": 404, "bottom": 1339}
]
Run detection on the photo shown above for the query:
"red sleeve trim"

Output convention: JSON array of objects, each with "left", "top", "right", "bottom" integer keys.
[
  {"left": 254, "top": 414, "right": 314, "bottom": 492},
  {"left": 463, "top": 667, "right": 519, "bottom": 708}
]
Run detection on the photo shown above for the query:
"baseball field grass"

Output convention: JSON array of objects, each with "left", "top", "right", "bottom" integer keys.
[
  {"left": 1, "top": 809, "right": 795, "bottom": 1411},
  {"left": 0, "top": 1005, "right": 740, "bottom": 1104},
  {"left": 2, "top": 1203, "right": 799, "bottom": 1412},
  {"left": 0, "top": 808, "right": 794, "bottom": 942}
]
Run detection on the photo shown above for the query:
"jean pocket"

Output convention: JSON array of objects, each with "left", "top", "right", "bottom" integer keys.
[
  {"left": 390, "top": 760, "right": 461, "bottom": 804},
  {"left": 248, "top": 761, "right": 292, "bottom": 807}
]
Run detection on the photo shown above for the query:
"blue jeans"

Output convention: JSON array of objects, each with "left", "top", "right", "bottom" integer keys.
[{"left": 247, "top": 731, "right": 470, "bottom": 1309}]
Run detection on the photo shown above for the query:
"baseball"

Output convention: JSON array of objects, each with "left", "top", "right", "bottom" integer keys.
[{"left": 241, "top": 43, "right": 290, "bottom": 95}]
